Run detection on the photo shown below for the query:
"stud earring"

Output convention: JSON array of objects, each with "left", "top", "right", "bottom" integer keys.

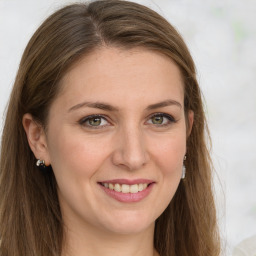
[
  {"left": 36, "top": 159, "right": 47, "bottom": 171},
  {"left": 181, "top": 155, "right": 186, "bottom": 179}
]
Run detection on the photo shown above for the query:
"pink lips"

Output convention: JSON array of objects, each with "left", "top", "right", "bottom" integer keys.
[
  {"left": 98, "top": 179, "right": 155, "bottom": 203},
  {"left": 99, "top": 179, "right": 153, "bottom": 185}
]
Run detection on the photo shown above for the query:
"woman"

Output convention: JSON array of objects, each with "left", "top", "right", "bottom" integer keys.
[{"left": 0, "top": 1, "right": 220, "bottom": 255}]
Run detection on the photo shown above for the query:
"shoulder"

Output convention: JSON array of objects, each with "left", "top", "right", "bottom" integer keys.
[{"left": 232, "top": 235, "right": 256, "bottom": 256}]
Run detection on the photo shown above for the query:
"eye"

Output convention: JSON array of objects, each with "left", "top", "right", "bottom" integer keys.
[
  {"left": 151, "top": 115, "right": 164, "bottom": 124},
  {"left": 79, "top": 115, "right": 109, "bottom": 128},
  {"left": 146, "top": 113, "right": 176, "bottom": 126}
]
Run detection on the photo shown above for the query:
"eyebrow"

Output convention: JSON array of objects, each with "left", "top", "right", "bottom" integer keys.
[
  {"left": 68, "top": 99, "right": 182, "bottom": 112},
  {"left": 68, "top": 102, "right": 118, "bottom": 112},
  {"left": 146, "top": 99, "right": 182, "bottom": 110}
]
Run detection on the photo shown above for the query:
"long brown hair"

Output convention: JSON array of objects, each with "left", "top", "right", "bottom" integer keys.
[{"left": 0, "top": 1, "right": 220, "bottom": 255}]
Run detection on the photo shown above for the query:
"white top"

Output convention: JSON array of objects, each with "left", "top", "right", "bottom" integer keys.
[{"left": 233, "top": 235, "right": 256, "bottom": 256}]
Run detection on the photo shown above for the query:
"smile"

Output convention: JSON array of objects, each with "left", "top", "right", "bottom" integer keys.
[
  {"left": 101, "top": 183, "right": 149, "bottom": 193},
  {"left": 98, "top": 179, "right": 155, "bottom": 203}
]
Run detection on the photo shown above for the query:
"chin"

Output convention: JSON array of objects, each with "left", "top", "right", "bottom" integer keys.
[{"left": 98, "top": 210, "right": 156, "bottom": 235}]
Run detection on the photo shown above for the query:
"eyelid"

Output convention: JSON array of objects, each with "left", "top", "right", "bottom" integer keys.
[
  {"left": 146, "top": 112, "right": 176, "bottom": 125},
  {"left": 78, "top": 114, "right": 111, "bottom": 128},
  {"left": 78, "top": 112, "right": 176, "bottom": 129}
]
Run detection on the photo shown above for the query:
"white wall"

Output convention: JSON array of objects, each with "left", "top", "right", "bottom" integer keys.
[{"left": 0, "top": 0, "right": 256, "bottom": 254}]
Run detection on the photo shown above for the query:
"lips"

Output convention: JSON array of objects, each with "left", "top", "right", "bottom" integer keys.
[{"left": 98, "top": 179, "right": 155, "bottom": 202}]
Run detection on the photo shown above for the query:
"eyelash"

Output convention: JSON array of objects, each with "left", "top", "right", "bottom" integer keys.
[
  {"left": 79, "top": 114, "right": 110, "bottom": 129},
  {"left": 78, "top": 113, "right": 176, "bottom": 129},
  {"left": 147, "top": 113, "right": 177, "bottom": 126}
]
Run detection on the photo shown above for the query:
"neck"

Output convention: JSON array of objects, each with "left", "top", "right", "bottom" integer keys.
[{"left": 61, "top": 220, "right": 159, "bottom": 256}]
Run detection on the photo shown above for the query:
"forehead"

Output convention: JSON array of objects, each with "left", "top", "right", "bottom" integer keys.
[{"left": 56, "top": 47, "right": 184, "bottom": 110}]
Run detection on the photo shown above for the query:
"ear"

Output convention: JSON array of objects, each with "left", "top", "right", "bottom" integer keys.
[
  {"left": 186, "top": 110, "right": 194, "bottom": 137},
  {"left": 22, "top": 113, "right": 51, "bottom": 166}
]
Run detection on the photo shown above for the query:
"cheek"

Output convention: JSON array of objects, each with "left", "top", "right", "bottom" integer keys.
[
  {"left": 138, "top": 131, "right": 186, "bottom": 220},
  {"left": 148, "top": 129, "right": 186, "bottom": 202},
  {"left": 48, "top": 131, "right": 110, "bottom": 179},
  {"left": 149, "top": 131, "right": 186, "bottom": 174}
]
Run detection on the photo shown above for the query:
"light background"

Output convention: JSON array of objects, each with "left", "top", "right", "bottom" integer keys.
[{"left": 0, "top": 0, "right": 255, "bottom": 255}]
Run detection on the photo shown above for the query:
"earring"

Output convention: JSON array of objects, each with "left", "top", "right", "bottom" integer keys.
[
  {"left": 181, "top": 155, "right": 186, "bottom": 179},
  {"left": 36, "top": 159, "right": 47, "bottom": 171}
]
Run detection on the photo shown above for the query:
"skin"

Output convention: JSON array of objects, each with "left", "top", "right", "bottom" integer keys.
[{"left": 23, "top": 47, "right": 193, "bottom": 256}]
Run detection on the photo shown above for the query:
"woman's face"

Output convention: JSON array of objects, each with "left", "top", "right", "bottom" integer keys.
[{"left": 43, "top": 47, "right": 192, "bottom": 235}]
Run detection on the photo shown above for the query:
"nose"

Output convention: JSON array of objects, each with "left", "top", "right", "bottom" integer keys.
[{"left": 112, "top": 126, "right": 150, "bottom": 171}]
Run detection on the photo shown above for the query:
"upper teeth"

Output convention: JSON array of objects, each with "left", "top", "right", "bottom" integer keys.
[{"left": 103, "top": 183, "right": 148, "bottom": 193}]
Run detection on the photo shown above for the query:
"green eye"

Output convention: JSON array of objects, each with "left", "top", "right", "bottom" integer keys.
[
  {"left": 88, "top": 117, "right": 102, "bottom": 126},
  {"left": 151, "top": 116, "right": 164, "bottom": 124},
  {"left": 79, "top": 115, "right": 109, "bottom": 128},
  {"left": 146, "top": 113, "right": 176, "bottom": 126}
]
